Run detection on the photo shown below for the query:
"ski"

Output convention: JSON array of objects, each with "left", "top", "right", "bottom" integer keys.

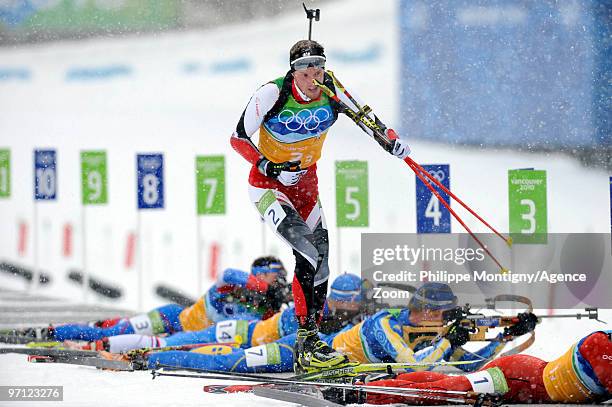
[
  {"left": 0, "top": 334, "right": 47, "bottom": 344},
  {"left": 0, "top": 347, "right": 98, "bottom": 358},
  {"left": 203, "top": 383, "right": 291, "bottom": 394},
  {"left": 26, "top": 341, "right": 65, "bottom": 348},
  {"left": 253, "top": 387, "right": 344, "bottom": 407},
  {"left": 154, "top": 367, "right": 501, "bottom": 406},
  {"left": 155, "top": 359, "right": 478, "bottom": 383},
  {"left": 153, "top": 363, "right": 480, "bottom": 395},
  {"left": 1, "top": 347, "right": 135, "bottom": 370},
  {"left": 26, "top": 353, "right": 134, "bottom": 371},
  {"left": 125, "top": 342, "right": 239, "bottom": 357},
  {"left": 0, "top": 328, "right": 55, "bottom": 344},
  {"left": 204, "top": 383, "right": 343, "bottom": 407},
  {"left": 293, "top": 360, "right": 479, "bottom": 381}
]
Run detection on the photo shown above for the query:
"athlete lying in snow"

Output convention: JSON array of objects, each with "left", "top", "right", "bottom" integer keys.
[
  {"left": 12, "top": 257, "right": 288, "bottom": 342},
  {"left": 98, "top": 273, "right": 365, "bottom": 353},
  {"left": 128, "top": 283, "right": 536, "bottom": 373},
  {"left": 324, "top": 330, "right": 612, "bottom": 405}
]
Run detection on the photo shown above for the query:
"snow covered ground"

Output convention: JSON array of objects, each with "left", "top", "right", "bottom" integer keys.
[
  {"left": 0, "top": 0, "right": 609, "bottom": 313},
  {"left": 0, "top": 353, "right": 280, "bottom": 407},
  {"left": 0, "top": 0, "right": 610, "bottom": 405},
  {"left": 0, "top": 284, "right": 609, "bottom": 407}
]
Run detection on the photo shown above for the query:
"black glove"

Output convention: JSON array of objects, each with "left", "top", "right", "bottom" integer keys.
[
  {"left": 445, "top": 323, "right": 470, "bottom": 347},
  {"left": 256, "top": 158, "right": 301, "bottom": 179},
  {"left": 321, "top": 387, "right": 359, "bottom": 405},
  {"left": 321, "top": 373, "right": 395, "bottom": 405},
  {"left": 442, "top": 307, "right": 465, "bottom": 323},
  {"left": 504, "top": 312, "right": 538, "bottom": 337},
  {"left": 264, "top": 283, "right": 286, "bottom": 312}
]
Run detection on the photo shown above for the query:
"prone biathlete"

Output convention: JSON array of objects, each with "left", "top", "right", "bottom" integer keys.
[
  {"left": 340, "top": 330, "right": 612, "bottom": 405},
  {"left": 177, "top": 256, "right": 288, "bottom": 332},
  {"left": 133, "top": 274, "right": 367, "bottom": 372},
  {"left": 102, "top": 273, "right": 364, "bottom": 354},
  {"left": 13, "top": 256, "right": 287, "bottom": 342},
  {"left": 331, "top": 283, "right": 536, "bottom": 373},
  {"left": 140, "top": 283, "right": 479, "bottom": 373}
]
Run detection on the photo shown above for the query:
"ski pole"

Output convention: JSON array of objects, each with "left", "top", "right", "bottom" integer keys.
[
  {"left": 319, "top": 71, "right": 511, "bottom": 246},
  {"left": 314, "top": 73, "right": 510, "bottom": 272},
  {"left": 407, "top": 159, "right": 508, "bottom": 273},
  {"left": 406, "top": 157, "right": 511, "bottom": 246}
]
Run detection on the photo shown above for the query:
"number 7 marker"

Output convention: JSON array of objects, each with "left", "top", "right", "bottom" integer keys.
[{"left": 195, "top": 156, "right": 226, "bottom": 294}]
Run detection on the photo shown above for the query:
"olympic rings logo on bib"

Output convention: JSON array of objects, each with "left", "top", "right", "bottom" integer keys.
[{"left": 277, "top": 107, "right": 331, "bottom": 132}]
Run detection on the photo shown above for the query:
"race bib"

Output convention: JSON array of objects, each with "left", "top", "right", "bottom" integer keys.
[
  {"left": 257, "top": 190, "right": 287, "bottom": 232},
  {"left": 466, "top": 368, "right": 508, "bottom": 394},
  {"left": 215, "top": 320, "right": 248, "bottom": 344},
  {"left": 245, "top": 343, "right": 281, "bottom": 367},
  {"left": 128, "top": 314, "right": 153, "bottom": 335}
]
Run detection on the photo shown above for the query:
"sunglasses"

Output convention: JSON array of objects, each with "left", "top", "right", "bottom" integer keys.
[{"left": 291, "top": 55, "right": 326, "bottom": 70}]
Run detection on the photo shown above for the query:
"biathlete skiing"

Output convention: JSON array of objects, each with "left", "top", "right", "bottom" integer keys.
[{"left": 230, "top": 37, "right": 410, "bottom": 373}]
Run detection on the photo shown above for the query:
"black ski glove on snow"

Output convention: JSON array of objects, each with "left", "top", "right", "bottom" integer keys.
[{"left": 504, "top": 312, "right": 538, "bottom": 337}]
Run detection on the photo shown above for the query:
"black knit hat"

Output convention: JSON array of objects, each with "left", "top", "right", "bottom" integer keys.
[{"left": 289, "top": 40, "right": 326, "bottom": 69}]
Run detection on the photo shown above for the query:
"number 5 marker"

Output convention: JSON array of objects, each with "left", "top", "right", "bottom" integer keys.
[{"left": 335, "top": 161, "right": 369, "bottom": 227}]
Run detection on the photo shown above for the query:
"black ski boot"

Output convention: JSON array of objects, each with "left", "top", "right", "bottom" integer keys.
[
  {"left": 17, "top": 326, "right": 54, "bottom": 341},
  {"left": 293, "top": 325, "right": 352, "bottom": 375}
]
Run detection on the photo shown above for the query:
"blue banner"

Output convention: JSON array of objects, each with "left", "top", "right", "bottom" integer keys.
[
  {"left": 399, "top": 1, "right": 607, "bottom": 149},
  {"left": 416, "top": 164, "right": 450, "bottom": 233},
  {"left": 137, "top": 153, "right": 164, "bottom": 209},
  {"left": 34, "top": 149, "right": 57, "bottom": 200}
]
